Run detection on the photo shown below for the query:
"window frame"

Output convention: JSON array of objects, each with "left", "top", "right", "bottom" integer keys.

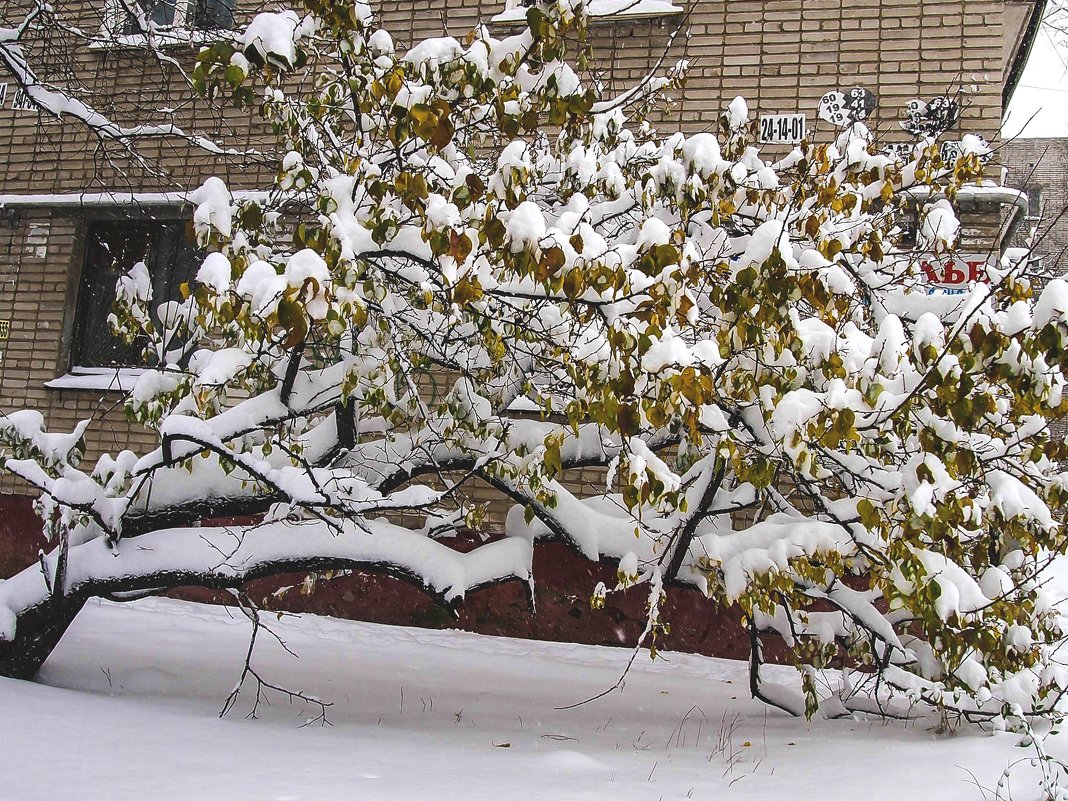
[
  {"left": 69, "top": 211, "right": 201, "bottom": 373},
  {"left": 94, "top": 0, "right": 236, "bottom": 49},
  {"left": 1024, "top": 185, "right": 1044, "bottom": 223}
]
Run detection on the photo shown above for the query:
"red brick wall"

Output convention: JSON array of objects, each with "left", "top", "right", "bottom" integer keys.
[{"left": 0, "top": 493, "right": 760, "bottom": 661}]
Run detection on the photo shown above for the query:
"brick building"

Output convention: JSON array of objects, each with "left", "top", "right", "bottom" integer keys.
[
  {"left": 1004, "top": 136, "right": 1068, "bottom": 274},
  {"left": 0, "top": 0, "right": 1047, "bottom": 570}
]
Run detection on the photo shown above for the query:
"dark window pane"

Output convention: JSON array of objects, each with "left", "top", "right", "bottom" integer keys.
[
  {"left": 193, "top": 0, "right": 236, "bottom": 30},
  {"left": 121, "top": 0, "right": 177, "bottom": 34},
  {"left": 152, "top": 223, "right": 200, "bottom": 306},
  {"left": 120, "top": 9, "right": 140, "bottom": 35},
  {"left": 119, "top": 0, "right": 234, "bottom": 33},
  {"left": 75, "top": 220, "right": 200, "bottom": 369},
  {"left": 145, "top": 0, "right": 177, "bottom": 26},
  {"left": 75, "top": 222, "right": 152, "bottom": 368}
]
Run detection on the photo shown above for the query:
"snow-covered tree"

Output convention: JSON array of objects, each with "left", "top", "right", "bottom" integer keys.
[
  {"left": 0, "top": 0, "right": 262, "bottom": 182},
  {"left": 1, "top": 0, "right": 1067, "bottom": 723}
]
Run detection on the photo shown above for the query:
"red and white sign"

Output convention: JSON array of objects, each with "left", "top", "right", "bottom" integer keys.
[{"left": 919, "top": 254, "right": 990, "bottom": 288}]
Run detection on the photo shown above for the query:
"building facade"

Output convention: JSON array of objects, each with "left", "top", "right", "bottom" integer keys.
[
  {"left": 0, "top": 0, "right": 1047, "bottom": 571},
  {"left": 1004, "top": 136, "right": 1068, "bottom": 274}
]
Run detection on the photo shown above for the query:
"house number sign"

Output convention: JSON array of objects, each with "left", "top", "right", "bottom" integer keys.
[{"left": 759, "top": 113, "right": 806, "bottom": 144}]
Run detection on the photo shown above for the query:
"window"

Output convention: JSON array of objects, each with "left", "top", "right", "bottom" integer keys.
[
  {"left": 122, "top": 0, "right": 181, "bottom": 32},
  {"left": 1024, "top": 185, "right": 1044, "bottom": 223},
  {"left": 103, "top": 0, "right": 235, "bottom": 42},
  {"left": 890, "top": 203, "right": 920, "bottom": 251},
  {"left": 73, "top": 219, "right": 200, "bottom": 369}
]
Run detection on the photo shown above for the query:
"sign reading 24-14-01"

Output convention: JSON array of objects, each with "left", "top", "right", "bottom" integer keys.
[{"left": 758, "top": 113, "right": 806, "bottom": 145}]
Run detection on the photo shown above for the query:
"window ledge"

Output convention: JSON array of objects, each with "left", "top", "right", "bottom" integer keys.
[
  {"left": 88, "top": 29, "right": 236, "bottom": 52},
  {"left": 490, "top": 1, "right": 683, "bottom": 25},
  {"left": 46, "top": 368, "right": 148, "bottom": 392}
]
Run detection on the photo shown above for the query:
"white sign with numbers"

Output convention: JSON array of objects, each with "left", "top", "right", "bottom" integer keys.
[
  {"left": 939, "top": 141, "right": 964, "bottom": 164},
  {"left": 818, "top": 87, "right": 878, "bottom": 128},
  {"left": 0, "top": 83, "right": 34, "bottom": 112},
  {"left": 10, "top": 87, "right": 34, "bottom": 111},
  {"left": 758, "top": 114, "right": 806, "bottom": 145}
]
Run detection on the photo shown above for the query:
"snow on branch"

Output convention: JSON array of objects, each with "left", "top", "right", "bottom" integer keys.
[
  {"left": 0, "top": 1, "right": 242, "bottom": 157},
  {"left": 0, "top": 0, "right": 1066, "bottom": 727},
  {"left": 0, "top": 517, "right": 533, "bottom": 642}
]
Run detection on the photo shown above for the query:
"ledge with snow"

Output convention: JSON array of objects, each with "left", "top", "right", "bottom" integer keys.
[
  {"left": 45, "top": 367, "right": 148, "bottom": 392},
  {"left": 491, "top": 0, "right": 683, "bottom": 24}
]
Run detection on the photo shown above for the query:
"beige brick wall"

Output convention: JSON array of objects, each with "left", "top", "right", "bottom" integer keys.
[
  {"left": 380, "top": 0, "right": 1007, "bottom": 143},
  {"left": 0, "top": 0, "right": 1012, "bottom": 196},
  {"left": 0, "top": 209, "right": 157, "bottom": 494},
  {"left": 0, "top": 0, "right": 1025, "bottom": 500}
]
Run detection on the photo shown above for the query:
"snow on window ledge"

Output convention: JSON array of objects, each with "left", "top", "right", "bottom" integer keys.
[
  {"left": 88, "top": 28, "right": 236, "bottom": 52},
  {"left": 46, "top": 367, "right": 148, "bottom": 392},
  {"left": 490, "top": 1, "right": 683, "bottom": 25}
]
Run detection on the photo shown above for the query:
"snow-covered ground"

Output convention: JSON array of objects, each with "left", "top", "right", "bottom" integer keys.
[{"left": 4, "top": 596, "right": 1068, "bottom": 800}]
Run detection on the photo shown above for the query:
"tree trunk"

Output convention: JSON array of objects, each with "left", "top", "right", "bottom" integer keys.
[
  {"left": 0, "top": 595, "right": 87, "bottom": 680},
  {"left": 0, "top": 549, "right": 533, "bottom": 680}
]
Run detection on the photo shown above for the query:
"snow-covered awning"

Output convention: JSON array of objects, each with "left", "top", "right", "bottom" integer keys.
[{"left": 0, "top": 190, "right": 270, "bottom": 208}]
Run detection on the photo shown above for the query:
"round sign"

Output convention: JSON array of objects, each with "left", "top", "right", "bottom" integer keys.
[
  {"left": 818, "top": 91, "right": 849, "bottom": 127},
  {"left": 844, "top": 87, "right": 877, "bottom": 121},
  {"left": 818, "top": 87, "right": 878, "bottom": 128},
  {"left": 901, "top": 96, "right": 959, "bottom": 137}
]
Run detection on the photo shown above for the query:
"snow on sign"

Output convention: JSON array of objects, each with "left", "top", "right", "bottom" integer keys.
[
  {"left": 758, "top": 114, "right": 805, "bottom": 144},
  {"left": 938, "top": 138, "right": 992, "bottom": 165},
  {"left": 883, "top": 142, "right": 913, "bottom": 160},
  {"left": 920, "top": 254, "right": 990, "bottom": 288},
  {"left": 902, "top": 96, "right": 959, "bottom": 137}
]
